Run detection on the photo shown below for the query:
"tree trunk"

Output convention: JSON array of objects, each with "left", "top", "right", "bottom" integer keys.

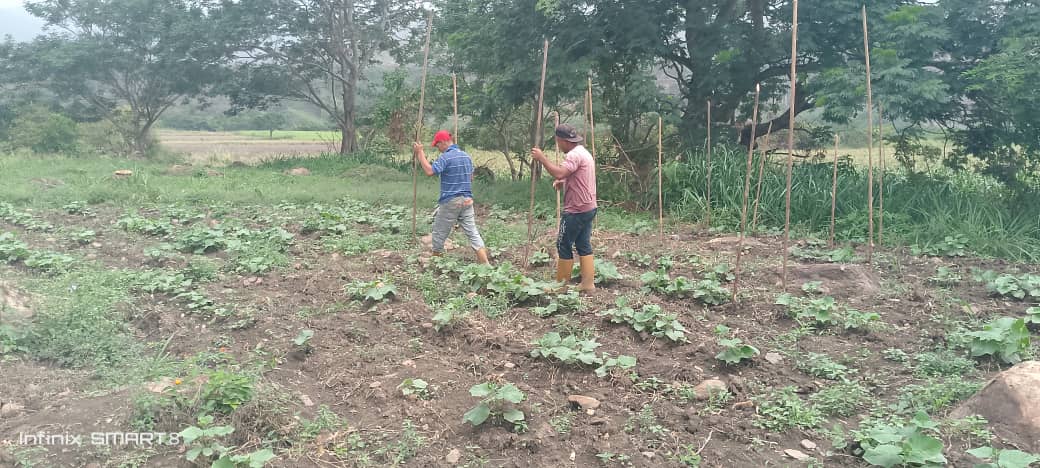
[
  {"left": 340, "top": 78, "right": 359, "bottom": 154},
  {"left": 738, "top": 87, "right": 813, "bottom": 149}
]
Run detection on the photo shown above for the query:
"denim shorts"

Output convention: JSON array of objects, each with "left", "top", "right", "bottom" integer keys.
[{"left": 557, "top": 208, "right": 596, "bottom": 260}]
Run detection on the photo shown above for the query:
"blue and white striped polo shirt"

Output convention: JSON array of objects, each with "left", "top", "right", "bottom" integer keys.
[{"left": 430, "top": 144, "right": 474, "bottom": 204}]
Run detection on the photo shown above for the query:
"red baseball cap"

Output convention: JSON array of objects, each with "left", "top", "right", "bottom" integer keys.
[{"left": 431, "top": 130, "right": 452, "bottom": 147}]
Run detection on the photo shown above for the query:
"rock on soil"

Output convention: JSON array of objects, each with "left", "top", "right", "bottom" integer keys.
[
  {"left": 800, "top": 439, "right": 817, "bottom": 451},
  {"left": 692, "top": 379, "right": 728, "bottom": 400},
  {"left": 445, "top": 448, "right": 461, "bottom": 465},
  {"left": 782, "top": 263, "right": 881, "bottom": 296},
  {"left": 285, "top": 167, "right": 311, "bottom": 176},
  {"left": 0, "top": 402, "right": 25, "bottom": 418},
  {"left": 784, "top": 449, "right": 811, "bottom": 460},
  {"left": 567, "top": 395, "right": 601, "bottom": 410},
  {"left": 951, "top": 360, "right": 1040, "bottom": 451}
]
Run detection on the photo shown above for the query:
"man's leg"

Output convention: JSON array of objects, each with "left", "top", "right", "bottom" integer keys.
[
  {"left": 430, "top": 199, "right": 460, "bottom": 254},
  {"left": 457, "top": 200, "right": 488, "bottom": 264},
  {"left": 555, "top": 213, "right": 579, "bottom": 284},
  {"left": 575, "top": 209, "right": 597, "bottom": 292}
]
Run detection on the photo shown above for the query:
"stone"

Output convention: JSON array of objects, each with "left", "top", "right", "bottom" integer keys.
[
  {"left": 692, "top": 379, "right": 728, "bottom": 400},
  {"left": 783, "top": 263, "right": 881, "bottom": 296},
  {"left": 369, "top": 381, "right": 382, "bottom": 389},
  {"left": 951, "top": 360, "right": 1040, "bottom": 451},
  {"left": 285, "top": 167, "right": 311, "bottom": 176},
  {"left": 590, "top": 417, "right": 609, "bottom": 426},
  {"left": 764, "top": 352, "right": 784, "bottom": 364},
  {"left": 784, "top": 449, "right": 811, "bottom": 461},
  {"left": 800, "top": 439, "right": 817, "bottom": 451},
  {"left": 0, "top": 402, "right": 25, "bottom": 418},
  {"left": 401, "top": 359, "right": 416, "bottom": 368},
  {"left": 113, "top": 169, "right": 133, "bottom": 178},
  {"left": 445, "top": 448, "right": 461, "bottom": 465},
  {"left": 641, "top": 452, "right": 656, "bottom": 459},
  {"left": 300, "top": 394, "right": 314, "bottom": 407},
  {"left": 567, "top": 395, "right": 601, "bottom": 410}
]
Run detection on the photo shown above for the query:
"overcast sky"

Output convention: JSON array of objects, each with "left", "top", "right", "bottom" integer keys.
[{"left": 0, "top": 1, "right": 44, "bottom": 41}]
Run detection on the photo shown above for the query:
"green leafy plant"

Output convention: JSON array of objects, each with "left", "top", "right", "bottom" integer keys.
[
  {"left": 776, "top": 294, "right": 840, "bottom": 326},
  {"left": 753, "top": 386, "right": 823, "bottom": 432},
  {"left": 531, "top": 291, "right": 582, "bottom": 317},
  {"left": 976, "top": 270, "right": 1040, "bottom": 301},
  {"left": 966, "top": 317, "right": 1031, "bottom": 363},
  {"left": 797, "top": 352, "right": 854, "bottom": 380},
  {"left": 966, "top": 446, "right": 1040, "bottom": 468},
  {"left": 530, "top": 332, "right": 602, "bottom": 366},
  {"left": 293, "top": 329, "right": 314, "bottom": 353},
  {"left": 594, "top": 354, "right": 637, "bottom": 378},
  {"left": 116, "top": 212, "right": 172, "bottom": 236},
  {"left": 529, "top": 251, "right": 551, "bottom": 266},
  {"left": 713, "top": 325, "right": 759, "bottom": 365},
  {"left": 346, "top": 279, "right": 398, "bottom": 303},
  {"left": 23, "top": 251, "right": 77, "bottom": 273},
  {"left": 200, "top": 370, "right": 255, "bottom": 414},
  {"left": 812, "top": 381, "right": 869, "bottom": 416},
  {"left": 463, "top": 382, "right": 526, "bottom": 432},
  {"left": 912, "top": 234, "right": 970, "bottom": 257},
  {"left": 852, "top": 412, "right": 946, "bottom": 467},
  {"left": 844, "top": 308, "right": 882, "bottom": 331},
  {"left": 178, "top": 415, "right": 275, "bottom": 467},
  {"left": 398, "top": 378, "right": 432, "bottom": 400},
  {"left": 1026, "top": 307, "right": 1040, "bottom": 325},
  {"left": 69, "top": 229, "right": 96, "bottom": 245},
  {"left": 173, "top": 226, "right": 228, "bottom": 254},
  {"left": 0, "top": 232, "right": 30, "bottom": 262},
  {"left": 598, "top": 299, "right": 688, "bottom": 343},
  {"left": 432, "top": 298, "right": 470, "bottom": 331},
  {"left": 893, "top": 377, "right": 982, "bottom": 414}
]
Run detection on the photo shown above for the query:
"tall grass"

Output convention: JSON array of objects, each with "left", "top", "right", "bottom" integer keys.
[{"left": 657, "top": 146, "right": 1040, "bottom": 260}]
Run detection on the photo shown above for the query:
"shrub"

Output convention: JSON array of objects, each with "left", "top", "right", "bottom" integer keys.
[{"left": 8, "top": 106, "right": 78, "bottom": 154}]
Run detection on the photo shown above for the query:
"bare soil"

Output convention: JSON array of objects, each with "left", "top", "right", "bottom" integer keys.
[{"left": 0, "top": 196, "right": 1032, "bottom": 468}]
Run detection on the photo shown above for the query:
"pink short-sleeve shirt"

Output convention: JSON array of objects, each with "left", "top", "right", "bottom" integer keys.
[{"left": 560, "top": 145, "right": 597, "bottom": 214}]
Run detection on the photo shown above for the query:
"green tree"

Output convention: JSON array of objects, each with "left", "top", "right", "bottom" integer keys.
[
  {"left": 11, "top": 0, "right": 228, "bottom": 156},
  {"left": 223, "top": 0, "right": 420, "bottom": 155}
]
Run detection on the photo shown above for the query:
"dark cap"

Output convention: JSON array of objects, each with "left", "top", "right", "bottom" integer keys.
[{"left": 555, "top": 124, "right": 584, "bottom": 143}]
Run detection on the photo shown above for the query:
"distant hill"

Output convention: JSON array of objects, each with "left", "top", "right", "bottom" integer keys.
[{"left": 0, "top": 5, "right": 44, "bottom": 41}]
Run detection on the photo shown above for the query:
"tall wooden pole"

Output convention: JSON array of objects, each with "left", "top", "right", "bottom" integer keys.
[
  {"left": 781, "top": 0, "right": 799, "bottom": 290},
  {"left": 863, "top": 5, "right": 876, "bottom": 262},
  {"left": 878, "top": 101, "right": 885, "bottom": 246},
  {"left": 452, "top": 72, "right": 459, "bottom": 144},
  {"left": 658, "top": 116, "right": 665, "bottom": 239},
  {"left": 525, "top": 39, "right": 550, "bottom": 268},
  {"left": 705, "top": 100, "right": 713, "bottom": 228},
  {"left": 587, "top": 77, "right": 597, "bottom": 159},
  {"left": 829, "top": 135, "right": 840, "bottom": 247},
  {"left": 751, "top": 121, "right": 774, "bottom": 231},
  {"left": 734, "top": 84, "right": 761, "bottom": 303},
  {"left": 412, "top": 10, "right": 433, "bottom": 241},
  {"left": 554, "top": 111, "right": 561, "bottom": 231}
]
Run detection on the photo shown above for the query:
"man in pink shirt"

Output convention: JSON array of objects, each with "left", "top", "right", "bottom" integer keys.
[{"left": 531, "top": 124, "right": 598, "bottom": 292}]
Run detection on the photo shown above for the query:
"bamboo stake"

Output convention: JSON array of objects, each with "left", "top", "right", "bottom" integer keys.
[
  {"left": 878, "top": 101, "right": 885, "bottom": 246},
  {"left": 863, "top": 5, "right": 875, "bottom": 262},
  {"left": 554, "top": 111, "right": 561, "bottom": 231},
  {"left": 587, "top": 78, "right": 598, "bottom": 233},
  {"left": 524, "top": 39, "right": 550, "bottom": 269},
  {"left": 706, "top": 100, "right": 713, "bottom": 228},
  {"left": 829, "top": 135, "right": 840, "bottom": 246},
  {"left": 734, "top": 84, "right": 761, "bottom": 303},
  {"left": 452, "top": 72, "right": 459, "bottom": 144},
  {"left": 751, "top": 121, "right": 774, "bottom": 231},
  {"left": 781, "top": 0, "right": 799, "bottom": 290},
  {"left": 658, "top": 116, "right": 664, "bottom": 239},
  {"left": 587, "top": 77, "right": 597, "bottom": 159},
  {"left": 412, "top": 10, "right": 433, "bottom": 242}
]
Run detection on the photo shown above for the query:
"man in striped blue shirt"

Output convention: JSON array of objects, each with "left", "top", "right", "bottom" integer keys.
[{"left": 413, "top": 131, "right": 489, "bottom": 264}]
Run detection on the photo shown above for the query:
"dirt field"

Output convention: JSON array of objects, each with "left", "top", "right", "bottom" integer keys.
[
  {"left": 0, "top": 169, "right": 1033, "bottom": 467},
  {"left": 159, "top": 131, "right": 341, "bottom": 165}
]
